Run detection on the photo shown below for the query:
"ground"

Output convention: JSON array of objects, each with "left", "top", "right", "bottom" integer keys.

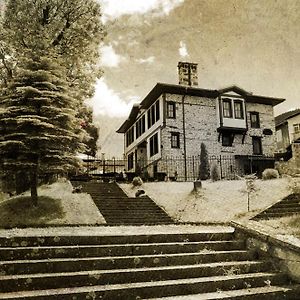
[
  {"left": 120, "top": 177, "right": 296, "bottom": 223},
  {"left": 0, "top": 179, "right": 106, "bottom": 228}
]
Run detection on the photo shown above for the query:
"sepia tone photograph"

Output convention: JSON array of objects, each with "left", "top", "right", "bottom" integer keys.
[{"left": 0, "top": 0, "right": 299, "bottom": 298}]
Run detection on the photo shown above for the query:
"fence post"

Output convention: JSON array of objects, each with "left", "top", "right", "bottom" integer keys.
[
  {"left": 192, "top": 156, "right": 195, "bottom": 181},
  {"left": 103, "top": 159, "right": 106, "bottom": 174},
  {"left": 219, "top": 155, "right": 223, "bottom": 179}
]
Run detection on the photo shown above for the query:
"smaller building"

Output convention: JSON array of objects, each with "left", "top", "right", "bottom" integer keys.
[{"left": 275, "top": 109, "right": 300, "bottom": 153}]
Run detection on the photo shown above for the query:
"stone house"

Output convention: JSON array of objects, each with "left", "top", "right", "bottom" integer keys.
[
  {"left": 117, "top": 62, "right": 284, "bottom": 180},
  {"left": 275, "top": 109, "right": 300, "bottom": 153}
]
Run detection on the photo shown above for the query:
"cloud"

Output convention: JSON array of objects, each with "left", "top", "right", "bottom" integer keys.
[
  {"left": 87, "top": 78, "right": 139, "bottom": 118},
  {"left": 136, "top": 56, "right": 155, "bottom": 64},
  {"left": 179, "top": 41, "right": 189, "bottom": 58},
  {"left": 100, "top": 0, "right": 184, "bottom": 21},
  {"left": 100, "top": 44, "right": 124, "bottom": 67}
]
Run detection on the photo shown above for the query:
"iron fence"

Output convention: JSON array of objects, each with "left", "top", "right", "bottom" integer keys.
[{"left": 79, "top": 154, "right": 275, "bottom": 182}]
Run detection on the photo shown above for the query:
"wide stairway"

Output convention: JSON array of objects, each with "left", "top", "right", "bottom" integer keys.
[
  {"left": 0, "top": 227, "right": 299, "bottom": 299},
  {"left": 253, "top": 193, "right": 300, "bottom": 220},
  {"left": 73, "top": 181, "right": 173, "bottom": 225}
]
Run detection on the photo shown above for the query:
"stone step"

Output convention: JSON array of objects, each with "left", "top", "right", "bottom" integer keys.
[
  {"left": 0, "top": 250, "right": 252, "bottom": 275},
  {"left": 148, "top": 285, "right": 300, "bottom": 300},
  {"left": 0, "top": 240, "right": 245, "bottom": 260},
  {"left": 0, "top": 262, "right": 275, "bottom": 292},
  {"left": 254, "top": 212, "right": 300, "bottom": 219},
  {"left": 266, "top": 207, "right": 300, "bottom": 213},
  {"left": 272, "top": 202, "right": 300, "bottom": 208},
  {"left": 0, "top": 232, "right": 234, "bottom": 247},
  {"left": 0, "top": 273, "right": 288, "bottom": 299}
]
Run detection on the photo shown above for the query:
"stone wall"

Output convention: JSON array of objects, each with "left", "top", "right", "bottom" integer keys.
[
  {"left": 161, "top": 93, "right": 276, "bottom": 159},
  {"left": 276, "top": 142, "right": 300, "bottom": 175}
]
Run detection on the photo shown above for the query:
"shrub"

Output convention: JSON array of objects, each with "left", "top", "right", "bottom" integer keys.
[
  {"left": 211, "top": 163, "right": 220, "bottom": 181},
  {"left": 262, "top": 168, "right": 279, "bottom": 180},
  {"left": 132, "top": 176, "right": 143, "bottom": 187},
  {"left": 199, "top": 143, "right": 210, "bottom": 180}
]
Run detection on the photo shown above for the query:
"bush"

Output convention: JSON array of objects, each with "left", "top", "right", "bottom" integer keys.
[
  {"left": 199, "top": 143, "right": 210, "bottom": 180},
  {"left": 132, "top": 176, "right": 143, "bottom": 187},
  {"left": 211, "top": 163, "right": 220, "bottom": 181},
  {"left": 262, "top": 168, "right": 279, "bottom": 180}
]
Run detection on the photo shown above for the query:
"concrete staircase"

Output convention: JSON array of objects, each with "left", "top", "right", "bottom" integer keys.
[
  {"left": 253, "top": 193, "right": 300, "bottom": 220},
  {"left": 72, "top": 181, "right": 173, "bottom": 225},
  {"left": 0, "top": 228, "right": 299, "bottom": 299}
]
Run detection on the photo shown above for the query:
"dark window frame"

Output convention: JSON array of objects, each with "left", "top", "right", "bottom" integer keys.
[
  {"left": 127, "top": 152, "right": 134, "bottom": 170},
  {"left": 252, "top": 136, "right": 263, "bottom": 155},
  {"left": 149, "top": 133, "right": 159, "bottom": 157},
  {"left": 222, "top": 133, "right": 233, "bottom": 147},
  {"left": 171, "top": 132, "right": 180, "bottom": 148},
  {"left": 223, "top": 99, "right": 233, "bottom": 118},
  {"left": 250, "top": 112, "right": 260, "bottom": 128},
  {"left": 234, "top": 100, "right": 244, "bottom": 119},
  {"left": 167, "top": 101, "right": 176, "bottom": 119},
  {"left": 126, "top": 127, "right": 134, "bottom": 147}
]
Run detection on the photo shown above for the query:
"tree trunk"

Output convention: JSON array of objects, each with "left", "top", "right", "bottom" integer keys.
[{"left": 30, "top": 169, "right": 38, "bottom": 207}]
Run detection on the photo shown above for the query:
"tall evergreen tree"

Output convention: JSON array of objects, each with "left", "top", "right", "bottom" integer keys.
[
  {"left": 199, "top": 143, "right": 210, "bottom": 180},
  {"left": 0, "top": 49, "right": 83, "bottom": 205},
  {"left": 0, "top": 0, "right": 104, "bottom": 203}
]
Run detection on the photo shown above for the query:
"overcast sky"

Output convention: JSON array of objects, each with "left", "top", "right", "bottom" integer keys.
[{"left": 88, "top": 0, "right": 299, "bottom": 156}]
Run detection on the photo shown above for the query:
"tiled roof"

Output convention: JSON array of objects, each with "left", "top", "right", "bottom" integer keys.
[{"left": 275, "top": 108, "right": 300, "bottom": 127}]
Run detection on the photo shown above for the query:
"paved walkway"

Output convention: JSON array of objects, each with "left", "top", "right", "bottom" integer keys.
[{"left": 0, "top": 224, "right": 234, "bottom": 238}]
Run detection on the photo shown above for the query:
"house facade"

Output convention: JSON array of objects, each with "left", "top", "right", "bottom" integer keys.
[
  {"left": 275, "top": 109, "right": 300, "bottom": 153},
  {"left": 117, "top": 63, "right": 284, "bottom": 180}
]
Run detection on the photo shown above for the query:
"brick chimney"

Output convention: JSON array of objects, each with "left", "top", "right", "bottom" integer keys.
[{"left": 178, "top": 62, "right": 198, "bottom": 86}]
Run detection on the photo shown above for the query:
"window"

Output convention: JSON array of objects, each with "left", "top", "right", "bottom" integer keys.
[
  {"left": 147, "top": 100, "right": 160, "bottom": 129},
  {"left": 127, "top": 152, "right": 134, "bottom": 170},
  {"left": 167, "top": 101, "right": 176, "bottom": 118},
  {"left": 155, "top": 100, "right": 160, "bottom": 122},
  {"left": 126, "top": 127, "right": 134, "bottom": 147},
  {"left": 136, "top": 115, "right": 145, "bottom": 139},
  {"left": 222, "top": 133, "right": 233, "bottom": 147},
  {"left": 171, "top": 132, "right": 180, "bottom": 148},
  {"left": 149, "top": 133, "right": 159, "bottom": 157},
  {"left": 234, "top": 100, "right": 244, "bottom": 119},
  {"left": 252, "top": 137, "right": 262, "bottom": 155},
  {"left": 250, "top": 112, "right": 260, "bottom": 128},
  {"left": 223, "top": 99, "right": 232, "bottom": 118},
  {"left": 294, "top": 123, "right": 300, "bottom": 133}
]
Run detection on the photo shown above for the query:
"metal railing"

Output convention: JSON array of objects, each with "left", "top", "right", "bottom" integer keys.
[{"left": 79, "top": 154, "right": 275, "bottom": 182}]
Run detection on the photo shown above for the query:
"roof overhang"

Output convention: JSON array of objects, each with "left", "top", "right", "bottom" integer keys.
[{"left": 116, "top": 83, "right": 285, "bottom": 134}]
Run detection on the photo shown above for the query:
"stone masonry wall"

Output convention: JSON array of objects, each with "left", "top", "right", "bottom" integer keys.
[{"left": 161, "top": 93, "right": 276, "bottom": 159}]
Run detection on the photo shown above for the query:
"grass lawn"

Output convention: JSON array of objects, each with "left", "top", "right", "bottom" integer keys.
[
  {"left": 258, "top": 193, "right": 300, "bottom": 238},
  {"left": 120, "top": 177, "right": 298, "bottom": 223},
  {"left": 0, "top": 196, "right": 65, "bottom": 228},
  {"left": 0, "top": 180, "right": 106, "bottom": 228}
]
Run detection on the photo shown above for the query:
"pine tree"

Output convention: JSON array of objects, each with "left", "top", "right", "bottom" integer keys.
[
  {"left": 0, "top": 0, "right": 104, "bottom": 203},
  {"left": 199, "top": 143, "right": 210, "bottom": 180},
  {"left": 0, "top": 49, "right": 83, "bottom": 205}
]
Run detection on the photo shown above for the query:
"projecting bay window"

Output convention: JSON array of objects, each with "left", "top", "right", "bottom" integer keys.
[
  {"left": 126, "top": 127, "right": 134, "bottom": 147},
  {"left": 149, "top": 133, "right": 159, "bottom": 157},
  {"left": 223, "top": 99, "right": 233, "bottom": 118}
]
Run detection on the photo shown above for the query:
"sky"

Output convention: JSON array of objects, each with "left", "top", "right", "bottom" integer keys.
[{"left": 87, "top": 0, "right": 300, "bottom": 157}]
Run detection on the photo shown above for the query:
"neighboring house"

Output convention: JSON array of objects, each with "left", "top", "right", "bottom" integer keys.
[
  {"left": 275, "top": 109, "right": 300, "bottom": 153},
  {"left": 117, "top": 62, "right": 284, "bottom": 180}
]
